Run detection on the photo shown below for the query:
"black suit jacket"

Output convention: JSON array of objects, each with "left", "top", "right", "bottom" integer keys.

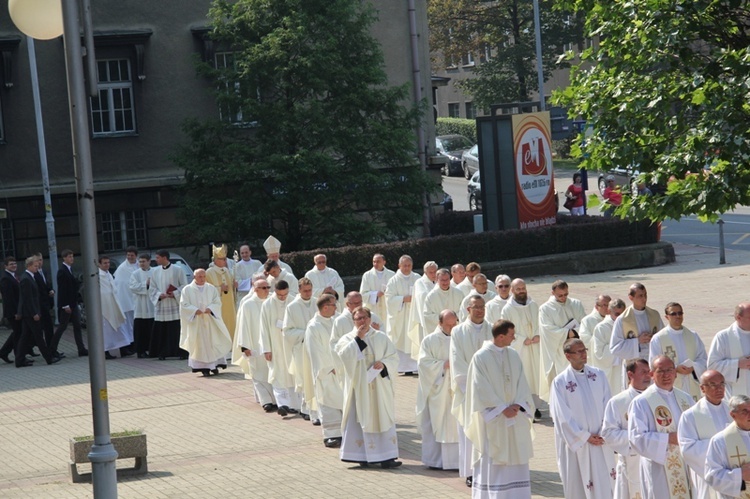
[
  {"left": 17, "top": 271, "right": 40, "bottom": 318},
  {"left": 56, "top": 265, "right": 78, "bottom": 309},
  {"left": 0, "top": 270, "right": 19, "bottom": 321},
  {"left": 34, "top": 271, "right": 53, "bottom": 311}
]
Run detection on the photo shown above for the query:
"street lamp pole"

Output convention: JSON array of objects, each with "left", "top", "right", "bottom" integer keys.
[
  {"left": 532, "top": 0, "right": 545, "bottom": 111},
  {"left": 60, "top": 1, "right": 118, "bottom": 496}
]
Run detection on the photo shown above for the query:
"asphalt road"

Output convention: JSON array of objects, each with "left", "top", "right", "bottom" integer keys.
[{"left": 442, "top": 171, "right": 750, "bottom": 253}]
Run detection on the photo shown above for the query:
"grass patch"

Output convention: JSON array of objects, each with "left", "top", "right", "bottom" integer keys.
[
  {"left": 554, "top": 158, "right": 580, "bottom": 171},
  {"left": 73, "top": 429, "right": 143, "bottom": 442}
]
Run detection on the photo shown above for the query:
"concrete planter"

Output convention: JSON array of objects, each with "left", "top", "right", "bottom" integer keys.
[{"left": 69, "top": 433, "right": 148, "bottom": 483}]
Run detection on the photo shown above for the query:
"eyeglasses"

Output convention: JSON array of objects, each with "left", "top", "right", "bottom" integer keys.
[
  {"left": 667, "top": 311, "right": 684, "bottom": 316},
  {"left": 353, "top": 316, "right": 369, "bottom": 322},
  {"left": 256, "top": 286, "right": 270, "bottom": 290},
  {"left": 701, "top": 382, "right": 725, "bottom": 389},
  {"left": 568, "top": 348, "right": 587, "bottom": 355},
  {"left": 497, "top": 284, "right": 510, "bottom": 288},
  {"left": 654, "top": 368, "right": 676, "bottom": 374}
]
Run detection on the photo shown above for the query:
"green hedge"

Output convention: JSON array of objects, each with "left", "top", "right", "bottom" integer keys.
[
  {"left": 436, "top": 117, "right": 477, "bottom": 143},
  {"left": 281, "top": 215, "right": 659, "bottom": 276}
]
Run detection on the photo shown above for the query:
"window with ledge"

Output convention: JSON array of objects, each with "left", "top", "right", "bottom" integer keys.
[
  {"left": 465, "top": 102, "right": 476, "bottom": 120},
  {"left": 0, "top": 219, "right": 15, "bottom": 257},
  {"left": 100, "top": 210, "right": 147, "bottom": 252},
  {"left": 214, "top": 51, "right": 249, "bottom": 125},
  {"left": 90, "top": 59, "right": 136, "bottom": 136},
  {"left": 448, "top": 103, "right": 460, "bottom": 118}
]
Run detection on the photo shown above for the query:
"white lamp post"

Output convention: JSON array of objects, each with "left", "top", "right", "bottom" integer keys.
[{"left": 9, "top": 1, "right": 118, "bottom": 496}]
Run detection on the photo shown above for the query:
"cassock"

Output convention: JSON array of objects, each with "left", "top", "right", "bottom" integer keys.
[
  {"left": 651, "top": 326, "right": 707, "bottom": 401},
  {"left": 460, "top": 290, "right": 497, "bottom": 323},
  {"left": 305, "top": 313, "right": 344, "bottom": 439},
  {"left": 150, "top": 263, "right": 187, "bottom": 359},
  {"left": 283, "top": 295, "right": 317, "bottom": 414},
  {"left": 450, "top": 319, "right": 493, "bottom": 479},
  {"left": 234, "top": 258, "right": 262, "bottom": 305},
  {"left": 259, "top": 293, "right": 297, "bottom": 409},
  {"left": 305, "top": 266, "right": 345, "bottom": 308},
  {"left": 708, "top": 323, "right": 750, "bottom": 397},
  {"left": 549, "top": 364, "right": 615, "bottom": 499},
  {"left": 231, "top": 293, "right": 275, "bottom": 406},
  {"left": 465, "top": 342, "right": 534, "bottom": 498},
  {"left": 179, "top": 281, "right": 232, "bottom": 371},
  {"left": 500, "top": 297, "right": 541, "bottom": 399},
  {"left": 602, "top": 386, "right": 643, "bottom": 499},
  {"left": 205, "top": 265, "right": 236, "bottom": 339},
  {"left": 705, "top": 422, "right": 750, "bottom": 499},
  {"left": 678, "top": 397, "right": 731, "bottom": 499},
  {"left": 628, "top": 384, "right": 695, "bottom": 499},
  {"left": 422, "top": 286, "right": 464, "bottom": 340},
  {"left": 113, "top": 259, "right": 138, "bottom": 328},
  {"left": 360, "top": 266, "right": 395, "bottom": 332},
  {"left": 416, "top": 328, "right": 459, "bottom": 470},
  {"left": 99, "top": 269, "right": 133, "bottom": 352},
  {"left": 579, "top": 308, "right": 606, "bottom": 350},
  {"left": 129, "top": 266, "right": 154, "bottom": 355},
  {"left": 538, "top": 296, "right": 586, "bottom": 401},
  {"left": 385, "top": 269, "right": 420, "bottom": 373},
  {"left": 406, "top": 273, "right": 434, "bottom": 362},
  {"left": 485, "top": 295, "right": 509, "bottom": 326},
  {"left": 335, "top": 327, "right": 399, "bottom": 464},
  {"left": 590, "top": 316, "right": 623, "bottom": 395}
]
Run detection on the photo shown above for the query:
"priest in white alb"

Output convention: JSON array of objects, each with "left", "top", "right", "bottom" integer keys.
[
  {"left": 305, "top": 294, "right": 343, "bottom": 448},
  {"left": 578, "top": 295, "right": 610, "bottom": 350},
  {"left": 179, "top": 269, "right": 233, "bottom": 377},
  {"left": 602, "top": 358, "right": 651, "bottom": 499},
  {"left": 450, "top": 295, "right": 493, "bottom": 488},
  {"left": 304, "top": 254, "right": 345, "bottom": 309},
  {"left": 232, "top": 278, "right": 276, "bottom": 411},
  {"left": 705, "top": 394, "right": 750, "bottom": 499},
  {"left": 464, "top": 319, "right": 535, "bottom": 498},
  {"left": 628, "top": 355, "right": 694, "bottom": 499},
  {"left": 500, "top": 278, "right": 542, "bottom": 419},
  {"left": 406, "top": 260, "right": 437, "bottom": 361},
  {"left": 283, "top": 278, "right": 317, "bottom": 421},
  {"left": 590, "top": 298, "right": 627, "bottom": 395},
  {"left": 484, "top": 275, "right": 511, "bottom": 325},
  {"left": 98, "top": 256, "right": 134, "bottom": 358},
  {"left": 112, "top": 246, "right": 139, "bottom": 332},
  {"left": 651, "top": 302, "right": 707, "bottom": 402},
  {"left": 538, "top": 280, "right": 586, "bottom": 401},
  {"left": 610, "top": 283, "right": 663, "bottom": 370},
  {"left": 549, "top": 338, "right": 615, "bottom": 499},
  {"left": 416, "top": 309, "right": 459, "bottom": 470},
  {"left": 385, "top": 255, "right": 420, "bottom": 374},
  {"left": 265, "top": 259, "right": 298, "bottom": 300},
  {"left": 679, "top": 370, "right": 731, "bottom": 499},
  {"left": 422, "top": 268, "right": 464, "bottom": 336},
  {"left": 259, "top": 279, "right": 298, "bottom": 416},
  {"left": 335, "top": 306, "right": 401, "bottom": 469},
  {"left": 708, "top": 302, "right": 750, "bottom": 397},
  {"left": 233, "top": 244, "right": 262, "bottom": 305},
  {"left": 459, "top": 273, "right": 495, "bottom": 323},
  {"left": 451, "top": 263, "right": 473, "bottom": 296},
  {"left": 359, "top": 253, "right": 394, "bottom": 330}
]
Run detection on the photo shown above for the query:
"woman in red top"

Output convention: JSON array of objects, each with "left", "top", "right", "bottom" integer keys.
[
  {"left": 565, "top": 173, "right": 585, "bottom": 216},
  {"left": 602, "top": 175, "right": 623, "bottom": 218}
]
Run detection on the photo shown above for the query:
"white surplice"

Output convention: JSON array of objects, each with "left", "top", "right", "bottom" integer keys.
[
  {"left": 385, "top": 270, "right": 420, "bottom": 372},
  {"left": 500, "top": 297, "right": 541, "bottom": 398},
  {"left": 678, "top": 398, "right": 731, "bottom": 499},
  {"left": 179, "top": 282, "right": 233, "bottom": 369},
  {"left": 538, "top": 296, "right": 586, "bottom": 401},
  {"left": 99, "top": 269, "right": 133, "bottom": 351},
  {"left": 708, "top": 323, "right": 750, "bottom": 397},
  {"left": 590, "top": 316, "right": 623, "bottom": 396},
  {"left": 550, "top": 364, "right": 615, "bottom": 499},
  {"left": 113, "top": 260, "right": 138, "bottom": 319},
  {"left": 417, "top": 328, "right": 459, "bottom": 470},
  {"left": 128, "top": 267, "right": 154, "bottom": 319},
  {"left": 601, "top": 386, "right": 642, "bottom": 499},
  {"left": 360, "top": 266, "right": 395, "bottom": 333}
]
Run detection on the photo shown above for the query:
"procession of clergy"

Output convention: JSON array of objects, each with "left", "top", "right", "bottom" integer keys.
[{"left": 114, "top": 234, "right": 750, "bottom": 499}]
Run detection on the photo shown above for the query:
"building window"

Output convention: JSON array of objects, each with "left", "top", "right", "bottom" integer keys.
[
  {"left": 448, "top": 103, "right": 460, "bottom": 118},
  {"left": 214, "top": 52, "right": 249, "bottom": 124},
  {"left": 461, "top": 52, "right": 475, "bottom": 67},
  {"left": 0, "top": 219, "right": 15, "bottom": 257},
  {"left": 100, "top": 210, "right": 147, "bottom": 252},
  {"left": 90, "top": 59, "right": 136, "bottom": 136},
  {"left": 465, "top": 102, "right": 476, "bottom": 119}
]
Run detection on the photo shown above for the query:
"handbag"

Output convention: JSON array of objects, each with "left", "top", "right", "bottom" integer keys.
[{"left": 563, "top": 196, "right": 575, "bottom": 210}]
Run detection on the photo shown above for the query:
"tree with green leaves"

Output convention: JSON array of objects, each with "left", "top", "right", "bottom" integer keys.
[
  {"left": 428, "top": 0, "right": 580, "bottom": 110},
  {"left": 173, "top": 0, "right": 436, "bottom": 251},
  {"left": 555, "top": 0, "right": 750, "bottom": 222}
]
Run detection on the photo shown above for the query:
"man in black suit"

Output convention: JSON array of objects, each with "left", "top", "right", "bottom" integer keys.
[
  {"left": 16, "top": 256, "right": 59, "bottom": 367},
  {"left": 0, "top": 257, "right": 21, "bottom": 363},
  {"left": 52, "top": 249, "right": 87, "bottom": 356},
  {"left": 33, "top": 253, "right": 59, "bottom": 357}
]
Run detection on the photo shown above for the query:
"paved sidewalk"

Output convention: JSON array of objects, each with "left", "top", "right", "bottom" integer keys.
[{"left": 0, "top": 242, "right": 746, "bottom": 498}]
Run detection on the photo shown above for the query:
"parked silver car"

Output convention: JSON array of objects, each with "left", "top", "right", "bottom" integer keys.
[
  {"left": 436, "top": 135, "right": 473, "bottom": 177},
  {"left": 461, "top": 144, "right": 479, "bottom": 179}
]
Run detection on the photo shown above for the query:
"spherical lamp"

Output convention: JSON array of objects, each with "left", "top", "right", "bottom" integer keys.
[{"left": 8, "top": 0, "right": 64, "bottom": 40}]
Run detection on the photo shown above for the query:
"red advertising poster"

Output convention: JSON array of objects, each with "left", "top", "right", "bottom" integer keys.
[{"left": 512, "top": 112, "right": 557, "bottom": 229}]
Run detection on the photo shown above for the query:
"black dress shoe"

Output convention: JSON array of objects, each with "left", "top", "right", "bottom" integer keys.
[
  {"left": 29, "top": 350, "right": 40, "bottom": 357},
  {"left": 78, "top": 349, "right": 89, "bottom": 357},
  {"left": 158, "top": 356, "right": 166, "bottom": 361},
  {"left": 286, "top": 407, "right": 299, "bottom": 414},
  {"left": 200, "top": 369, "right": 211, "bottom": 377},
  {"left": 0, "top": 354, "right": 12, "bottom": 364},
  {"left": 210, "top": 368, "right": 219, "bottom": 376},
  {"left": 466, "top": 476, "right": 473, "bottom": 488},
  {"left": 277, "top": 405, "right": 289, "bottom": 417},
  {"left": 137, "top": 353, "right": 148, "bottom": 359},
  {"left": 119, "top": 350, "right": 133, "bottom": 358},
  {"left": 380, "top": 459, "right": 402, "bottom": 469},
  {"left": 105, "top": 352, "right": 116, "bottom": 360},
  {"left": 263, "top": 403, "right": 276, "bottom": 413},
  {"left": 312, "top": 419, "right": 321, "bottom": 426},
  {"left": 324, "top": 438, "right": 341, "bottom": 448},
  {"left": 302, "top": 413, "right": 311, "bottom": 421},
  {"left": 16, "top": 360, "right": 34, "bottom": 367},
  {"left": 534, "top": 408, "right": 542, "bottom": 420},
  {"left": 48, "top": 357, "right": 61, "bottom": 365},
  {"left": 24, "top": 356, "right": 35, "bottom": 363},
  {"left": 55, "top": 351, "right": 66, "bottom": 359}
]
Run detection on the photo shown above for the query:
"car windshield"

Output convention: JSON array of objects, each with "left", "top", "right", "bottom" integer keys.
[{"left": 440, "top": 137, "right": 472, "bottom": 151}]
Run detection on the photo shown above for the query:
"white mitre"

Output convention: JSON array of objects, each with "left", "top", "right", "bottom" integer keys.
[{"left": 263, "top": 235, "right": 281, "bottom": 254}]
